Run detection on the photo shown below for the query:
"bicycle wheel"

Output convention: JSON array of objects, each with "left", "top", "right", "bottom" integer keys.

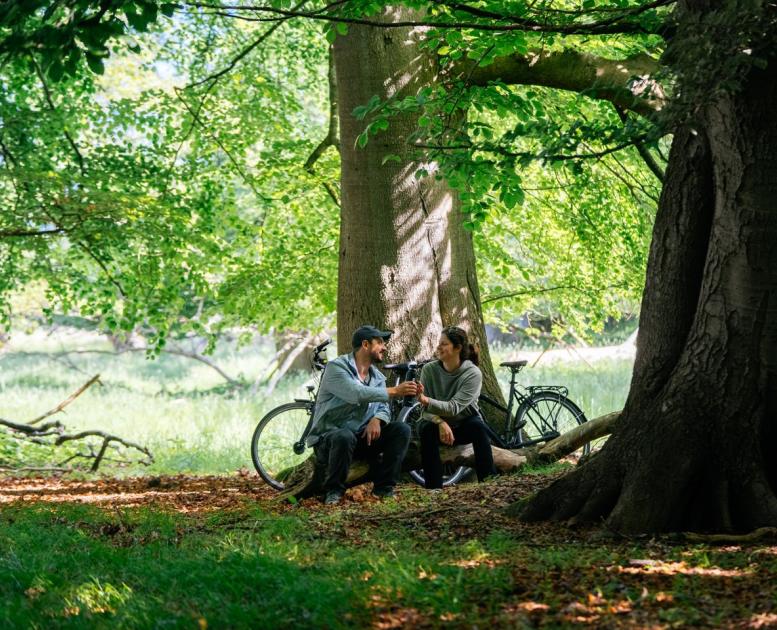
[
  {"left": 514, "top": 391, "right": 590, "bottom": 458},
  {"left": 251, "top": 401, "right": 314, "bottom": 491},
  {"left": 396, "top": 403, "right": 468, "bottom": 488}
]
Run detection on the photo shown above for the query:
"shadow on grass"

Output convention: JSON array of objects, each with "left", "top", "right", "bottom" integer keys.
[{"left": 0, "top": 503, "right": 362, "bottom": 628}]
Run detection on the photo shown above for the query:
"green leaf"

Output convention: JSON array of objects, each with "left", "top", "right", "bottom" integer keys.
[{"left": 381, "top": 154, "right": 401, "bottom": 165}]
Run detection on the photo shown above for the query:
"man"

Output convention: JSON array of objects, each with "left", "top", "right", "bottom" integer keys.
[{"left": 307, "top": 325, "right": 419, "bottom": 504}]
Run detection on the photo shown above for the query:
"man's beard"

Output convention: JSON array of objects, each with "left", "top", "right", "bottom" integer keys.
[{"left": 369, "top": 348, "right": 385, "bottom": 364}]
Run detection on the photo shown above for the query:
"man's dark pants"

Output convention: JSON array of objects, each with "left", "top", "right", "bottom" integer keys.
[
  {"left": 315, "top": 422, "right": 412, "bottom": 494},
  {"left": 419, "top": 414, "right": 496, "bottom": 489}
]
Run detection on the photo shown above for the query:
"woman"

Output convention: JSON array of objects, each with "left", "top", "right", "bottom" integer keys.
[{"left": 418, "top": 326, "right": 496, "bottom": 489}]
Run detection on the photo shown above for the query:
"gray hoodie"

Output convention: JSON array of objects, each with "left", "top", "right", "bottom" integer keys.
[
  {"left": 306, "top": 352, "right": 391, "bottom": 446},
  {"left": 420, "top": 359, "right": 482, "bottom": 426}
]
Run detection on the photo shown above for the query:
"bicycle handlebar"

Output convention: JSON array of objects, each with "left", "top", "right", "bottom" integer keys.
[
  {"left": 314, "top": 338, "right": 331, "bottom": 353},
  {"left": 311, "top": 338, "right": 331, "bottom": 372}
]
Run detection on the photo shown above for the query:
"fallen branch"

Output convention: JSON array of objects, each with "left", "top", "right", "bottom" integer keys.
[
  {"left": 535, "top": 411, "right": 620, "bottom": 463},
  {"left": 29, "top": 374, "right": 101, "bottom": 425},
  {"left": 278, "top": 441, "right": 527, "bottom": 500}
]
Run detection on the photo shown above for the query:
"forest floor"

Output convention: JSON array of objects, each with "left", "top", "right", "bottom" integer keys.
[{"left": 1, "top": 467, "right": 775, "bottom": 629}]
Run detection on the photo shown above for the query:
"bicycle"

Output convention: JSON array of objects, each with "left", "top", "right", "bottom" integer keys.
[
  {"left": 476, "top": 360, "right": 590, "bottom": 457},
  {"left": 250, "top": 339, "right": 329, "bottom": 490},
  {"left": 392, "top": 359, "right": 589, "bottom": 488},
  {"left": 251, "top": 346, "right": 588, "bottom": 491}
]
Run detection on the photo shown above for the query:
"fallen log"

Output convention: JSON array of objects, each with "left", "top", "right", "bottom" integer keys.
[{"left": 534, "top": 411, "right": 620, "bottom": 463}]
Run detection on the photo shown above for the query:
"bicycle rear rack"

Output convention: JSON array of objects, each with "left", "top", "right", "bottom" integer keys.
[{"left": 527, "top": 385, "right": 568, "bottom": 397}]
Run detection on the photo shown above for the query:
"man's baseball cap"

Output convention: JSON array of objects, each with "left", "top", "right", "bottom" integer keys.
[{"left": 352, "top": 325, "right": 392, "bottom": 349}]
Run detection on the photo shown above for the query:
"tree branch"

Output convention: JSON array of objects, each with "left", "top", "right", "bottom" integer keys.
[
  {"left": 0, "top": 227, "right": 65, "bottom": 238},
  {"left": 187, "top": 0, "right": 309, "bottom": 89},
  {"left": 29, "top": 373, "right": 101, "bottom": 425},
  {"left": 613, "top": 105, "right": 665, "bottom": 181},
  {"left": 0, "top": 375, "right": 153, "bottom": 472},
  {"left": 304, "top": 45, "right": 341, "bottom": 207},
  {"left": 187, "top": 1, "right": 671, "bottom": 35},
  {"left": 461, "top": 49, "right": 664, "bottom": 117},
  {"left": 482, "top": 284, "right": 579, "bottom": 305},
  {"left": 32, "top": 57, "right": 86, "bottom": 175}
]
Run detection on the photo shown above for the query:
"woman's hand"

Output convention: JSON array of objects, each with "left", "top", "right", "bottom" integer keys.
[{"left": 438, "top": 421, "right": 454, "bottom": 446}]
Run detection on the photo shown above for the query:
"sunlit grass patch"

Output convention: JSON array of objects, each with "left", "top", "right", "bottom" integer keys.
[{"left": 1, "top": 331, "right": 632, "bottom": 476}]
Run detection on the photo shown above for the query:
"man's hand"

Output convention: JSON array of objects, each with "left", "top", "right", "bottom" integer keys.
[
  {"left": 362, "top": 417, "right": 382, "bottom": 445},
  {"left": 438, "top": 421, "right": 455, "bottom": 446},
  {"left": 388, "top": 381, "right": 419, "bottom": 398}
]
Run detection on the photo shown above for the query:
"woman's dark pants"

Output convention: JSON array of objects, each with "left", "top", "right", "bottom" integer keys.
[{"left": 419, "top": 414, "right": 496, "bottom": 489}]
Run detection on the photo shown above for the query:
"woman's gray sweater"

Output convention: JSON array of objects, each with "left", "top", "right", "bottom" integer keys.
[{"left": 419, "top": 359, "right": 482, "bottom": 426}]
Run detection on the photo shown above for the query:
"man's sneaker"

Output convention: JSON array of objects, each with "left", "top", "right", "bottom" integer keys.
[
  {"left": 372, "top": 487, "right": 396, "bottom": 499},
  {"left": 324, "top": 490, "right": 344, "bottom": 505}
]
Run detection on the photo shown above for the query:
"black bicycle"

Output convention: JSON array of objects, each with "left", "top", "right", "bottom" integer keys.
[
  {"left": 476, "top": 360, "right": 590, "bottom": 457},
  {"left": 389, "top": 359, "right": 589, "bottom": 487},
  {"left": 250, "top": 339, "right": 329, "bottom": 490}
]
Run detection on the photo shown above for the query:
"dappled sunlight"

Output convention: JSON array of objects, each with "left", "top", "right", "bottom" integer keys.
[
  {"left": 611, "top": 559, "right": 752, "bottom": 578},
  {"left": 749, "top": 613, "right": 777, "bottom": 628},
  {"left": 0, "top": 475, "right": 274, "bottom": 513},
  {"left": 66, "top": 579, "right": 133, "bottom": 617},
  {"left": 381, "top": 166, "right": 458, "bottom": 356}
]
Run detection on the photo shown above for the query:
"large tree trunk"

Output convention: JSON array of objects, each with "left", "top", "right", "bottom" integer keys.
[
  {"left": 519, "top": 7, "right": 777, "bottom": 533},
  {"left": 333, "top": 7, "right": 503, "bottom": 406}
]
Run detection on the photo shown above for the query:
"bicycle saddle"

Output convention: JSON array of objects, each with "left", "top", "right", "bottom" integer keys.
[{"left": 500, "top": 360, "right": 528, "bottom": 370}]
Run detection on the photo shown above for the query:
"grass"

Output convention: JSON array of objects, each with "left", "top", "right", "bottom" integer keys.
[
  {"left": 0, "top": 475, "right": 775, "bottom": 628},
  {"left": 1, "top": 332, "right": 774, "bottom": 629},
  {"left": 0, "top": 329, "right": 632, "bottom": 476}
]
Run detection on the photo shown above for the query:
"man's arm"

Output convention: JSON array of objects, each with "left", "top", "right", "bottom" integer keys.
[
  {"left": 322, "top": 361, "right": 390, "bottom": 404},
  {"left": 322, "top": 361, "right": 419, "bottom": 404}
]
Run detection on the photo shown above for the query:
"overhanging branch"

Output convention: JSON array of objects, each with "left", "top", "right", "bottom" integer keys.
[
  {"left": 460, "top": 49, "right": 664, "bottom": 117},
  {"left": 187, "top": 0, "right": 672, "bottom": 35}
]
